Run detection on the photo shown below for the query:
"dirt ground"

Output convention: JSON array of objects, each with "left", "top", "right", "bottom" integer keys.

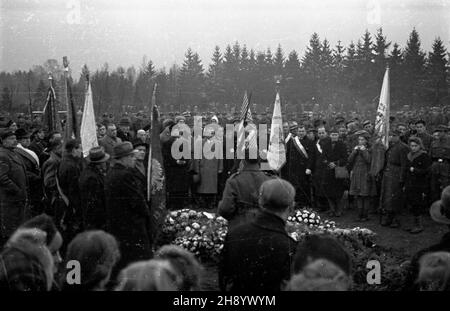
[{"left": 198, "top": 206, "right": 449, "bottom": 291}]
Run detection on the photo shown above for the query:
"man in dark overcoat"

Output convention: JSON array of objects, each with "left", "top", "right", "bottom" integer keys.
[
  {"left": 58, "top": 139, "right": 83, "bottom": 244},
  {"left": 219, "top": 178, "right": 297, "bottom": 291},
  {"left": 280, "top": 124, "right": 315, "bottom": 208},
  {"left": 79, "top": 146, "right": 109, "bottom": 231},
  {"left": 313, "top": 127, "right": 348, "bottom": 214},
  {"left": 14, "top": 128, "right": 43, "bottom": 216},
  {"left": 380, "top": 129, "right": 409, "bottom": 228},
  {"left": 0, "top": 130, "right": 28, "bottom": 244},
  {"left": 105, "top": 142, "right": 152, "bottom": 274}
]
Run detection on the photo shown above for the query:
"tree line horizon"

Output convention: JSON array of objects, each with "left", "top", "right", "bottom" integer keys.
[{"left": 0, "top": 28, "right": 448, "bottom": 117}]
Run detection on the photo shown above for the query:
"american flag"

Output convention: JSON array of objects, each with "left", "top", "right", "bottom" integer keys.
[{"left": 238, "top": 91, "right": 258, "bottom": 156}]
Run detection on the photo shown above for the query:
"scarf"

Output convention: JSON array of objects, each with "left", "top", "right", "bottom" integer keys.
[{"left": 407, "top": 150, "right": 427, "bottom": 162}]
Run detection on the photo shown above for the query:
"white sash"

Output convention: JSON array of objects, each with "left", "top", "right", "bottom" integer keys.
[
  {"left": 285, "top": 133, "right": 292, "bottom": 144},
  {"left": 316, "top": 141, "right": 323, "bottom": 154},
  {"left": 294, "top": 137, "right": 308, "bottom": 159}
]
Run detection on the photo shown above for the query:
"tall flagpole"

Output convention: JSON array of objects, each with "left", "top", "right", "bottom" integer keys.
[{"left": 147, "top": 83, "right": 158, "bottom": 201}]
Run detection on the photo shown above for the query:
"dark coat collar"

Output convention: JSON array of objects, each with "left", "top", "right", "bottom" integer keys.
[{"left": 252, "top": 209, "right": 288, "bottom": 235}]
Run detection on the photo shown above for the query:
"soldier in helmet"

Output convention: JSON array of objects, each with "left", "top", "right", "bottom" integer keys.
[{"left": 218, "top": 148, "right": 275, "bottom": 229}]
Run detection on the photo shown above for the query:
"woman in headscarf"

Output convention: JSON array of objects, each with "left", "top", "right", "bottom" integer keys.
[{"left": 404, "top": 136, "right": 432, "bottom": 234}]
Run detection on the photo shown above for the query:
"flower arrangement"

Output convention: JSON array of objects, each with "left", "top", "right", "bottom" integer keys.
[
  {"left": 157, "top": 209, "right": 228, "bottom": 262},
  {"left": 158, "top": 208, "right": 408, "bottom": 291},
  {"left": 287, "top": 209, "right": 337, "bottom": 230}
]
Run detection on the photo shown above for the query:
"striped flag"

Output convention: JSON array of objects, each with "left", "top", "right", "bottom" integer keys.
[
  {"left": 267, "top": 91, "right": 286, "bottom": 171},
  {"left": 237, "top": 91, "right": 258, "bottom": 157},
  {"left": 80, "top": 79, "right": 98, "bottom": 157},
  {"left": 147, "top": 83, "right": 167, "bottom": 242},
  {"left": 374, "top": 67, "right": 390, "bottom": 148}
]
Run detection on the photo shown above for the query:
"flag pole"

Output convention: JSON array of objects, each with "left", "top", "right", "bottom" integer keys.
[
  {"left": 147, "top": 83, "right": 158, "bottom": 201},
  {"left": 63, "top": 56, "right": 72, "bottom": 141}
]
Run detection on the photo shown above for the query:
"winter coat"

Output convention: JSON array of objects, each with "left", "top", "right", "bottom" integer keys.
[
  {"left": 219, "top": 210, "right": 297, "bottom": 291},
  {"left": 105, "top": 163, "right": 152, "bottom": 271},
  {"left": 218, "top": 163, "right": 274, "bottom": 229},
  {"left": 79, "top": 164, "right": 107, "bottom": 230},
  {"left": 348, "top": 146, "right": 377, "bottom": 197},
  {"left": 404, "top": 151, "right": 432, "bottom": 207},
  {"left": 313, "top": 138, "right": 348, "bottom": 199},
  {"left": 0, "top": 146, "right": 29, "bottom": 242}
]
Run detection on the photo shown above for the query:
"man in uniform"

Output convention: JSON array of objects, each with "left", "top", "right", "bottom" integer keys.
[
  {"left": 429, "top": 125, "right": 450, "bottom": 202},
  {"left": 380, "top": 129, "right": 409, "bottom": 228},
  {"left": 218, "top": 150, "right": 274, "bottom": 229}
]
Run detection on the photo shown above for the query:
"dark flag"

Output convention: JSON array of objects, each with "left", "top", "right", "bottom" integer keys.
[
  {"left": 63, "top": 56, "right": 79, "bottom": 141},
  {"left": 42, "top": 77, "right": 61, "bottom": 133},
  {"left": 147, "top": 83, "right": 167, "bottom": 242}
]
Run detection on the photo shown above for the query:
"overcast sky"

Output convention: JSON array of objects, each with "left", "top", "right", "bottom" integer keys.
[{"left": 1, "top": 0, "right": 449, "bottom": 76}]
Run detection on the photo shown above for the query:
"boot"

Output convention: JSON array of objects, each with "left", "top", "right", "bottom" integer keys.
[
  {"left": 410, "top": 216, "right": 424, "bottom": 234},
  {"left": 381, "top": 212, "right": 393, "bottom": 226}
]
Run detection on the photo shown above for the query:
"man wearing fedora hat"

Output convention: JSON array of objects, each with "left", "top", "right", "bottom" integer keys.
[
  {"left": 105, "top": 141, "right": 152, "bottom": 274},
  {"left": 79, "top": 146, "right": 110, "bottom": 231},
  {"left": 0, "top": 129, "right": 29, "bottom": 244},
  {"left": 14, "top": 128, "right": 43, "bottom": 216}
]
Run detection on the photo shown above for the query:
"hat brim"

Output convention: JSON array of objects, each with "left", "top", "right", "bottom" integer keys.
[
  {"left": 17, "top": 134, "right": 31, "bottom": 139},
  {"left": 113, "top": 150, "right": 135, "bottom": 159},
  {"left": 430, "top": 201, "right": 450, "bottom": 225},
  {"left": 86, "top": 153, "right": 110, "bottom": 163}
]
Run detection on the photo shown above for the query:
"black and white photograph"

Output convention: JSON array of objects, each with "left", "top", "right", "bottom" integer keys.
[{"left": 1, "top": 0, "right": 450, "bottom": 299}]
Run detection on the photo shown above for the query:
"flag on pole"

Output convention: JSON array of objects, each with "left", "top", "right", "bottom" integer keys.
[
  {"left": 147, "top": 83, "right": 167, "bottom": 242},
  {"left": 371, "top": 67, "right": 390, "bottom": 179},
  {"left": 267, "top": 91, "right": 286, "bottom": 171},
  {"left": 80, "top": 79, "right": 98, "bottom": 157},
  {"left": 236, "top": 91, "right": 257, "bottom": 156},
  {"left": 63, "top": 56, "right": 79, "bottom": 141},
  {"left": 374, "top": 67, "right": 390, "bottom": 148},
  {"left": 42, "top": 77, "right": 61, "bottom": 133}
]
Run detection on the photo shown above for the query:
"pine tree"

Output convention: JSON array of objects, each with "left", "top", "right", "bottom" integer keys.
[
  {"left": 134, "top": 57, "right": 155, "bottom": 109},
  {"left": 426, "top": 37, "right": 448, "bottom": 105},
  {"left": 284, "top": 50, "right": 301, "bottom": 107},
  {"left": 222, "top": 44, "right": 239, "bottom": 105},
  {"left": 206, "top": 46, "right": 225, "bottom": 104},
  {"left": 388, "top": 43, "right": 403, "bottom": 108},
  {"left": 240, "top": 45, "right": 251, "bottom": 92},
  {"left": 178, "top": 48, "right": 205, "bottom": 110},
  {"left": 319, "top": 39, "right": 334, "bottom": 105},
  {"left": 343, "top": 41, "right": 358, "bottom": 109},
  {"left": 373, "top": 28, "right": 391, "bottom": 97},
  {"left": 302, "top": 33, "right": 322, "bottom": 106},
  {"left": 332, "top": 40, "right": 347, "bottom": 109},
  {"left": 274, "top": 44, "right": 285, "bottom": 76},
  {"left": 355, "top": 30, "right": 376, "bottom": 109},
  {"left": 402, "top": 28, "right": 427, "bottom": 107}
]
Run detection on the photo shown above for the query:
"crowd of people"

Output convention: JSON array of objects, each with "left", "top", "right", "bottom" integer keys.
[{"left": 1, "top": 107, "right": 450, "bottom": 291}]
